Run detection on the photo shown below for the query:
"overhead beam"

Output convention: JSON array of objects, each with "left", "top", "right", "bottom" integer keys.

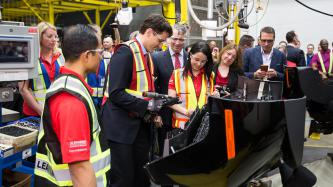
[
  {"left": 101, "top": 10, "right": 114, "bottom": 30},
  {"left": 83, "top": 11, "right": 93, "bottom": 24},
  {"left": 49, "top": 1, "right": 55, "bottom": 24},
  {"left": 22, "top": 0, "right": 44, "bottom": 22},
  {"left": 96, "top": 8, "right": 101, "bottom": 26}
]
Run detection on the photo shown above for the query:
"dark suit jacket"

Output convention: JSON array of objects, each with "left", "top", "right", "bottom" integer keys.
[
  {"left": 101, "top": 45, "right": 149, "bottom": 144},
  {"left": 152, "top": 49, "right": 188, "bottom": 129},
  {"left": 287, "top": 45, "right": 306, "bottom": 67},
  {"left": 243, "top": 46, "right": 286, "bottom": 80}
]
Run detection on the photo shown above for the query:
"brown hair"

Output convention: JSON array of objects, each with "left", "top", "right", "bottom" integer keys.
[{"left": 218, "top": 43, "right": 238, "bottom": 69}]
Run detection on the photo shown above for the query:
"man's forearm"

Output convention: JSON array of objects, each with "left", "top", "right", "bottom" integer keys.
[{"left": 69, "top": 160, "right": 96, "bottom": 187}]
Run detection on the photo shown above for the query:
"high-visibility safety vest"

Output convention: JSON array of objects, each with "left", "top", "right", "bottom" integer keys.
[
  {"left": 172, "top": 69, "right": 214, "bottom": 129},
  {"left": 34, "top": 74, "right": 111, "bottom": 187},
  {"left": 87, "top": 59, "right": 109, "bottom": 106},
  {"left": 318, "top": 51, "right": 333, "bottom": 75},
  {"left": 102, "top": 39, "right": 154, "bottom": 105},
  {"left": 31, "top": 55, "right": 65, "bottom": 107}
]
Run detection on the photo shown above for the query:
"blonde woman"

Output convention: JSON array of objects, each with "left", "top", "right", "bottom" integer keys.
[
  {"left": 212, "top": 44, "right": 243, "bottom": 96},
  {"left": 19, "top": 22, "right": 65, "bottom": 116}
]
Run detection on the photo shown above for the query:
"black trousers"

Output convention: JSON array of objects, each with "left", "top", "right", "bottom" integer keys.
[{"left": 108, "top": 125, "right": 151, "bottom": 187}]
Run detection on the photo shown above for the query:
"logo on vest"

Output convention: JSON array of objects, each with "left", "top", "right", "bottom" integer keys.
[{"left": 37, "top": 160, "right": 48, "bottom": 170}]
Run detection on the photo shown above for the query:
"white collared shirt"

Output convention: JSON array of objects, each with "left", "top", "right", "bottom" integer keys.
[
  {"left": 169, "top": 47, "right": 184, "bottom": 69},
  {"left": 261, "top": 47, "right": 273, "bottom": 67}
]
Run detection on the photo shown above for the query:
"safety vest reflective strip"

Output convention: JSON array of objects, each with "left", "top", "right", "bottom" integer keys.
[
  {"left": 172, "top": 69, "right": 214, "bottom": 129},
  {"left": 92, "top": 88, "right": 104, "bottom": 97},
  {"left": 103, "top": 40, "right": 152, "bottom": 102},
  {"left": 35, "top": 75, "right": 110, "bottom": 187},
  {"left": 32, "top": 56, "right": 64, "bottom": 106},
  {"left": 318, "top": 51, "right": 333, "bottom": 74},
  {"left": 90, "top": 60, "right": 108, "bottom": 98}
]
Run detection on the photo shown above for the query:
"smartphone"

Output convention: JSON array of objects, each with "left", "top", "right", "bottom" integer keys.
[{"left": 260, "top": 65, "right": 268, "bottom": 72}]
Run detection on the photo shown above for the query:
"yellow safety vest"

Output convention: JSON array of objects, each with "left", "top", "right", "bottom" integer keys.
[
  {"left": 34, "top": 74, "right": 110, "bottom": 187},
  {"left": 102, "top": 40, "right": 154, "bottom": 103},
  {"left": 172, "top": 69, "right": 214, "bottom": 129},
  {"left": 318, "top": 51, "right": 333, "bottom": 75},
  {"left": 31, "top": 54, "right": 65, "bottom": 107}
]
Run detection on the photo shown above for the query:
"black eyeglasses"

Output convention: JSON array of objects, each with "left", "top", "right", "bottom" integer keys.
[
  {"left": 260, "top": 39, "right": 274, "bottom": 44},
  {"left": 153, "top": 32, "right": 165, "bottom": 43}
]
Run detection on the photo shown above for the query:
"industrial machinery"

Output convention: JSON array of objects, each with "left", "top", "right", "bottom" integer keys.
[
  {"left": 144, "top": 77, "right": 316, "bottom": 187},
  {"left": 0, "top": 6, "right": 39, "bottom": 127}
]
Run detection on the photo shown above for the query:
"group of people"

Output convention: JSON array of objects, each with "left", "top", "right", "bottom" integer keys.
[
  {"left": 276, "top": 31, "right": 333, "bottom": 79},
  {"left": 17, "top": 13, "right": 333, "bottom": 187}
]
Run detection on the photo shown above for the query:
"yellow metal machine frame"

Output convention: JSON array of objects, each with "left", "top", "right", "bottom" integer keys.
[{"left": 2, "top": 0, "right": 188, "bottom": 28}]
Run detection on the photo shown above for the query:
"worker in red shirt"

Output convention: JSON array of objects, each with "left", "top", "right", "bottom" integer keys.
[
  {"left": 34, "top": 24, "right": 110, "bottom": 187},
  {"left": 19, "top": 22, "right": 65, "bottom": 117},
  {"left": 168, "top": 41, "right": 214, "bottom": 129}
]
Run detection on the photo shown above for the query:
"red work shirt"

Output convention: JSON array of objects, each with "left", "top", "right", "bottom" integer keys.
[
  {"left": 23, "top": 52, "right": 61, "bottom": 116},
  {"left": 49, "top": 67, "right": 92, "bottom": 164},
  {"left": 168, "top": 69, "right": 204, "bottom": 99},
  {"left": 215, "top": 70, "right": 229, "bottom": 87}
]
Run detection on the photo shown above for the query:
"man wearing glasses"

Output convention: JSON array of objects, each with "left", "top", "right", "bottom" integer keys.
[
  {"left": 101, "top": 14, "right": 172, "bottom": 187},
  {"left": 35, "top": 24, "right": 110, "bottom": 187},
  {"left": 152, "top": 23, "right": 188, "bottom": 156},
  {"left": 243, "top": 26, "right": 286, "bottom": 80}
]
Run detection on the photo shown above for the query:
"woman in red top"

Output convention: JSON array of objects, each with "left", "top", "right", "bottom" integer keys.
[
  {"left": 212, "top": 44, "right": 243, "bottom": 96},
  {"left": 168, "top": 41, "right": 214, "bottom": 129},
  {"left": 19, "top": 22, "right": 64, "bottom": 116}
]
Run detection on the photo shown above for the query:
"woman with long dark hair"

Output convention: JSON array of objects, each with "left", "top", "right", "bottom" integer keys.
[{"left": 168, "top": 41, "right": 214, "bottom": 129}]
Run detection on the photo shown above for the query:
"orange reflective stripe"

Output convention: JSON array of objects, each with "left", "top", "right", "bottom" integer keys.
[
  {"left": 224, "top": 109, "right": 235, "bottom": 160},
  {"left": 285, "top": 69, "right": 291, "bottom": 88}
]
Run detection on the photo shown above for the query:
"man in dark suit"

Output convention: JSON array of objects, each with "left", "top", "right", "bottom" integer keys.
[
  {"left": 152, "top": 23, "right": 188, "bottom": 155},
  {"left": 243, "top": 26, "right": 286, "bottom": 81},
  {"left": 286, "top": 30, "right": 306, "bottom": 67},
  {"left": 101, "top": 15, "right": 172, "bottom": 187}
]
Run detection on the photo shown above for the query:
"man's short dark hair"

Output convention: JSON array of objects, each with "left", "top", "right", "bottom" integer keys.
[
  {"left": 307, "top": 43, "right": 314, "bottom": 48},
  {"left": 139, "top": 14, "right": 172, "bottom": 36},
  {"left": 62, "top": 24, "right": 99, "bottom": 62},
  {"left": 239, "top": 34, "right": 255, "bottom": 47},
  {"left": 260, "top": 26, "right": 275, "bottom": 39},
  {"left": 286, "top": 30, "right": 296, "bottom": 43}
]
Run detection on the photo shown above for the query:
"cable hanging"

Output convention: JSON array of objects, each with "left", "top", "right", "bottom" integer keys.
[{"left": 294, "top": 0, "right": 333, "bottom": 17}]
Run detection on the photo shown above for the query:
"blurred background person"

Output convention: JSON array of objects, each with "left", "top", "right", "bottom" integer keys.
[
  {"left": 306, "top": 43, "right": 315, "bottom": 66},
  {"left": 102, "top": 35, "right": 113, "bottom": 59},
  {"left": 286, "top": 30, "right": 305, "bottom": 67},
  {"left": 310, "top": 39, "right": 332, "bottom": 79},
  {"left": 209, "top": 40, "right": 217, "bottom": 51},
  {"left": 19, "top": 21, "right": 64, "bottom": 117},
  {"left": 237, "top": 34, "right": 255, "bottom": 69},
  {"left": 278, "top": 44, "right": 287, "bottom": 55},
  {"left": 168, "top": 41, "right": 214, "bottom": 129},
  {"left": 212, "top": 46, "right": 220, "bottom": 64}
]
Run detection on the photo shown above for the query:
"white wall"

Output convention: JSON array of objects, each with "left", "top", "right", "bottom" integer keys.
[{"left": 243, "top": 0, "right": 333, "bottom": 51}]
